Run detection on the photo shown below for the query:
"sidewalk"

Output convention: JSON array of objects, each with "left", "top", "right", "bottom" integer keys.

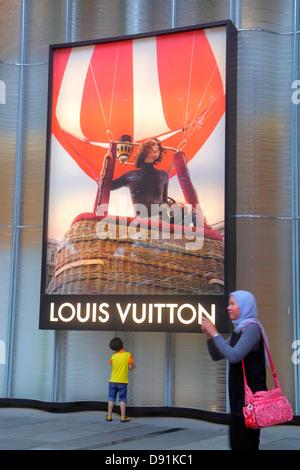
[{"left": 0, "top": 407, "right": 299, "bottom": 451}]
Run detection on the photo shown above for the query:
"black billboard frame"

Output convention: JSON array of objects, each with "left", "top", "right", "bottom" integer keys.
[{"left": 39, "top": 20, "right": 237, "bottom": 333}]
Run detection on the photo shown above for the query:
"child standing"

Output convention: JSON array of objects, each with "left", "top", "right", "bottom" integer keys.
[{"left": 106, "top": 337, "right": 136, "bottom": 423}]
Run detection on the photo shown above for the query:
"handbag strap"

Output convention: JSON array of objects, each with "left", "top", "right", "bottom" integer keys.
[{"left": 241, "top": 322, "right": 278, "bottom": 389}]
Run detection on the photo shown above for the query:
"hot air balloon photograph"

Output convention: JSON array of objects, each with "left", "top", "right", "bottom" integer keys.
[{"left": 40, "top": 22, "right": 237, "bottom": 332}]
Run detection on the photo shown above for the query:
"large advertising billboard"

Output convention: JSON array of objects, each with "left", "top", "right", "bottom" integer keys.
[{"left": 39, "top": 21, "right": 237, "bottom": 332}]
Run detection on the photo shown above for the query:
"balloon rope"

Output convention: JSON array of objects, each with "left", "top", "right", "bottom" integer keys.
[
  {"left": 185, "top": 88, "right": 223, "bottom": 144},
  {"left": 108, "top": 43, "right": 119, "bottom": 133},
  {"left": 89, "top": 44, "right": 119, "bottom": 141},
  {"left": 185, "top": 61, "right": 219, "bottom": 144},
  {"left": 181, "top": 28, "right": 225, "bottom": 150},
  {"left": 89, "top": 61, "right": 109, "bottom": 131},
  {"left": 183, "top": 31, "right": 195, "bottom": 144}
]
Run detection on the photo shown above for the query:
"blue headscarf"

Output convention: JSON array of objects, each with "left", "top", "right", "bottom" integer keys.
[{"left": 230, "top": 290, "right": 269, "bottom": 366}]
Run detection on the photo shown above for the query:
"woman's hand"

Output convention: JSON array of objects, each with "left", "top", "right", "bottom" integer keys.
[{"left": 201, "top": 317, "right": 218, "bottom": 339}]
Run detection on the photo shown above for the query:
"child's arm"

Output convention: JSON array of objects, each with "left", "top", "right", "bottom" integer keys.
[{"left": 128, "top": 362, "right": 136, "bottom": 370}]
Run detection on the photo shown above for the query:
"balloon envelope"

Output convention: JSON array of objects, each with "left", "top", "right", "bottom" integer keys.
[{"left": 51, "top": 29, "right": 225, "bottom": 180}]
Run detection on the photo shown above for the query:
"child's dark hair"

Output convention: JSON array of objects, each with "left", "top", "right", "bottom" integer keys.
[{"left": 109, "top": 337, "right": 123, "bottom": 352}]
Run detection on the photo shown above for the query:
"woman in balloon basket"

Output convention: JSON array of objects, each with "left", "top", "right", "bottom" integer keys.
[
  {"left": 100, "top": 136, "right": 206, "bottom": 229},
  {"left": 110, "top": 138, "right": 169, "bottom": 220}
]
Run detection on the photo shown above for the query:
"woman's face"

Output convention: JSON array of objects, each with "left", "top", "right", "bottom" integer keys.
[
  {"left": 227, "top": 295, "right": 240, "bottom": 321},
  {"left": 144, "top": 141, "right": 160, "bottom": 162}
]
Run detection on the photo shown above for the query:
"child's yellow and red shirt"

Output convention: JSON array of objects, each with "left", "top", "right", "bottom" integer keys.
[{"left": 109, "top": 350, "right": 134, "bottom": 383}]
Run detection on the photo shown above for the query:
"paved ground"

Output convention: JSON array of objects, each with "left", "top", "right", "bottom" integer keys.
[{"left": 0, "top": 407, "right": 299, "bottom": 453}]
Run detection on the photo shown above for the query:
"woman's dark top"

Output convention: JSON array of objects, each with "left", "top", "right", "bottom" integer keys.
[
  {"left": 111, "top": 163, "right": 169, "bottom": 215},
  {"left": 228, "top": 331, "right": 267, "bottom": 415},
  {"left": 207, "top": 323, "right": 267, "bottom": 416}
]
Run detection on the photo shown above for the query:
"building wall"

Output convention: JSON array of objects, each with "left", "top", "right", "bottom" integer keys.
[{"left": 0, "top": 0, "right": 299, "bottom": 415}]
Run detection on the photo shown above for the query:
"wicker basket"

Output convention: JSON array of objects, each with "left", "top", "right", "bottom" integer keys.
[{"left": 47, "top": 216, "right": 224, "bottom": 295}]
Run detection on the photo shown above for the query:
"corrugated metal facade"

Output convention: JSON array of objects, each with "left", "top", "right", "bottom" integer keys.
[{"left": 0, "top": 0, "right": 299, "bottom": 415}]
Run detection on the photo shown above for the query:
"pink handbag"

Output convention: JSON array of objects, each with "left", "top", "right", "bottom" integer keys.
[{"left": 242, "top": 323, "right": 293, "bottom": 429}]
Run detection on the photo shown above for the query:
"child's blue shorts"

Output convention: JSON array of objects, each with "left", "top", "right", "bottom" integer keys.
[{"left": 109, "top": 382, "right": 128, "bottom": 402}]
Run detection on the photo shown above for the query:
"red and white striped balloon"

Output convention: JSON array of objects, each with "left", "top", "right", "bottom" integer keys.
[{"left": 51, "top": 29, "right": 225, "bottom": 181}]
